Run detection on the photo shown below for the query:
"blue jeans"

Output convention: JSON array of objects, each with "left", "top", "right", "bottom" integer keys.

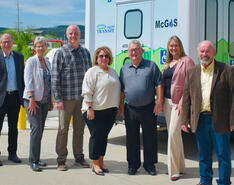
[{"left": 195, "top": 114, "right": 231, "bottom": 185}]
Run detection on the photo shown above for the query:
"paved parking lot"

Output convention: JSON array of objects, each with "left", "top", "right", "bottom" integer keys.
[{"left": 0, "top": 111, "right": 233, "bottom": 185}]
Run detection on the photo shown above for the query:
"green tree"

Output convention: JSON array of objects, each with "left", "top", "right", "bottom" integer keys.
[{"left": 45, "top": 32, "right": 59, "bottom": 39}]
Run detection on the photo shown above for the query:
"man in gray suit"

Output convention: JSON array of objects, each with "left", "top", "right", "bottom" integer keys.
[
  {"left": 0, "top": 34, "right": 24, "bottom": 165},
  {"left": 181, "top": 40, "right": 234, "bottom": 185}
]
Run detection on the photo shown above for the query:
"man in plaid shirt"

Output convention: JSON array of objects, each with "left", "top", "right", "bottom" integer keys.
[{"left": 52, "top": 25, "right": 91, "bottom": 171}]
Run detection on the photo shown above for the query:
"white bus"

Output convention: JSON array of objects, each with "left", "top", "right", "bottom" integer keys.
[
  {"left": 85, "top": 0, "right": 234, "bottom": 74},
  {"left": 85, "top": 0, "right": 234, "bottom": 128}
]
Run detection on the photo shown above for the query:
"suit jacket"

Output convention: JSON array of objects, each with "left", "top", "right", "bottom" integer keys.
[
  {"left": 181, "top": 60, "right": 234, "bottom": 134},
  {"left": 0, "top": 49, "right": 25, "bottom": 107},
  {"left": 170, "top": 56, "right": 195, "bottom": 106}
]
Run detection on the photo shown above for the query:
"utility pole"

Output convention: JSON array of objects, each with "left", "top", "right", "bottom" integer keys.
[{"left": 17, "top": 0, "right": 20, "bottom": 33}]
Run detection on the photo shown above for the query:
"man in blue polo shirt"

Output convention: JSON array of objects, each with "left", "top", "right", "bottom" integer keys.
[{"left": 119, "top": 40, "right": 163, "bottom": 175}]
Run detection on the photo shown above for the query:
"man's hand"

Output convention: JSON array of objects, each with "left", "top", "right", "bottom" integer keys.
[
  {"left": 230, "top": 125, "right": 234, "bottom": 132},
  {"left": 56, "top": 101, "right": 64, "bottom": 110},
  {"left": 49, "top": 101, "right": 54, "bottom": 111},
  {"left": 155, "top": 85, "right": 163, "bottom": 116},
  {"left": 181, "top": 124, "right": 190, "bottom": 133},
  {"left": 118, "top": 105, "right": 125, "bottom": 119},
  {"left": 119, "top": 92, "right": 125, "bottom": 119},
  {"left": 153, "top": 103, "right": 162, "bottom": 115}
]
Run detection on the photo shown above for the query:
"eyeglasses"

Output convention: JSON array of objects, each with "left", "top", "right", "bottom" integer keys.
[
  {"left": 35, "top": 45, "right": 46, "bottom": 49},
  {"left": 129, "top": 48, "right": 141, "bottom": 53},
  {"left": 1, "top": 41, "right": 12, "bottom": 45},
  {"left": 98, "top": 54, "right": 109, "bottom": 59}
]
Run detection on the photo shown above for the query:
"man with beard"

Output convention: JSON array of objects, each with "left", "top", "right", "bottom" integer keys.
[{"left": 181, "top": 40, "right": 234, "bottom": 185}]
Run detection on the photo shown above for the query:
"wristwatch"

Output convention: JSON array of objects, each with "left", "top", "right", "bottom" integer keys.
[
  {"left": 88, "top": 106, "right": 92, "bottom": 109},
  {"left": 29, "top": 94, "right": 34, "bottom": 99}
]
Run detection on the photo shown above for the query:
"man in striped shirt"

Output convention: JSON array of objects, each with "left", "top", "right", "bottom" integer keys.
[{"left": 52, "top": 25, "right": 91, "bottom": 171}]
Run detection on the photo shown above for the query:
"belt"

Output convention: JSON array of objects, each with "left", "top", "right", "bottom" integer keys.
[
  {"left": 127, "top": 102, "right": 154, "bottom": 109},
  {"left": 200, "top": 111, "right": 212, "bottom": 115},
  {"left": 6, "top": 90, "right": 18, "bottom": 95}
]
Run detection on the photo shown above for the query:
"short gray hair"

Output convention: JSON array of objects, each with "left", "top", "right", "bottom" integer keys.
[
  {"left": 34, "top": 36, "right": 47, "bottom": 47},
  {"left": 128, "top": 40, "right": 142, "bottom": 49},
  {"left": 0, "top": 33, "right": 14, "bottom": 42},
  {"left": 197, "top": 40, "right": 215, "bottom": 51}
]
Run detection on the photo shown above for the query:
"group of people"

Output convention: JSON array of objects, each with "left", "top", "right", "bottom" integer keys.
[{"left": 0, "top": 24, "right": 233, "bottom": 185}]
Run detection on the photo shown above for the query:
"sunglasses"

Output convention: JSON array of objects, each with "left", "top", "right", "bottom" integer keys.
[{"left": 98, "top": 54, "right": 109, "bottom": 59}]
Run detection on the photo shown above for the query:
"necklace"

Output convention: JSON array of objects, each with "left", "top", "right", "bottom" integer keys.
[{"left": 170, "top": 59, "right": 181, "bottom": 67}]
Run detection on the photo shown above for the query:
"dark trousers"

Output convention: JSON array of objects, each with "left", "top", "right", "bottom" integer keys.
[
  {"left": 0, "top": 92, "right": 20, "bottom": 155},
  {"left": 124, "top": 103, "right": 158, "bottom": 169},
  {"left": 24, "top": 100, "right": 50, "bottom": 163},
  {"left": 83, "top": 107, "right": 117, "bottom": 160},
  {"left": 196, "top": 114, "right": 231, "bottom": 185}
]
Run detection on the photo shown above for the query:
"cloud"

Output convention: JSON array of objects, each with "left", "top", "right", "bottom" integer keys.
[
  {"left": 0, "top": 1, "right": 17, "bottom": 9},
  {"left": 0, "top": 0, "right": 85, "bottom": 28}
]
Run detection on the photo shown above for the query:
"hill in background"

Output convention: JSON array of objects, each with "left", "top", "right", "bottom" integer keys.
[
  {"left": 0, "top": 25, "right": 85, "bottom": 40},
  {"left": 0, "top": 27, "right": 7, "bottom": 33}
]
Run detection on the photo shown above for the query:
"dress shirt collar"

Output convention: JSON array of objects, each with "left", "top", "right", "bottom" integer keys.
[
  {"left": 3, "top": 50, "right": 13, "bottom": 59},
  {"left": 201, "top": 60, "right": 215, "bottom": 73},
  {"left": 67, "top": 43, "right": 81, "bottom": 52},
  {"left": 129, "top": 59, "right": 145, "bottom": 68}
]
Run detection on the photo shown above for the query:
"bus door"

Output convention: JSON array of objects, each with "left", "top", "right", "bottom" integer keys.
[{"left": 115, "top": 0, "right": 153, "bottom": 74}]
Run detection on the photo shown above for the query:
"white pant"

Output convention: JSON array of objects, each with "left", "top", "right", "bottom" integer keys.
[{"left": 163, "top": 98, "right": 185, "bottom": 177}]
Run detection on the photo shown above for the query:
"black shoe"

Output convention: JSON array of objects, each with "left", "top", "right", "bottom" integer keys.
[
  {"left": 92, "top": 168, "right": 105, "bottom": 176},
  {"left": 75, "top": 157, "right": 90, "bottom": 168},
  {"left": 0, "top": 159, "right": 2, "bottom": 166},
  {"left": 145, "top": 167, "right": 157, "bottom": 176},
  {"left": 101, "top": 168, "right": 109, "bottom": 173},
  {"left": 8, "top": 154, "right": 21, "bottom": 163},
  {"left": 31, "top": 162, "right": 41, "bottom": 172},
  {"left": 128, "top": 168, "right": 137, "bottom": 175},
  {"left": 38, "top": 160, "right": 47, "bottom": 167}
]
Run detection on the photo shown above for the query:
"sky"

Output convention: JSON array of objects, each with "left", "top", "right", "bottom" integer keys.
[{"left": 0, "top": 0, "right": 86, "bottom": 29}]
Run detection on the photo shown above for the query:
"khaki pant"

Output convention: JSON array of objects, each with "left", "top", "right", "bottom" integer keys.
[
  {"left": 163, "top": 98, "right": 185, "bottom": 177},
  {"left": 56, "top": 100, "right": 85, "bottom": 164}
]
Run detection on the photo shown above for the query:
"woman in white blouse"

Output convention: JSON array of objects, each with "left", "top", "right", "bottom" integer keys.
[
  {"left": 82, "top": 46, "right": 120, "bottom": 176},
  {"left": 23, "top": 36, "right": 53, "bottom": 172}
]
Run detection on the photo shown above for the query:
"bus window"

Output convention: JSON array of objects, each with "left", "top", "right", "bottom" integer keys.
[
  {"left": 124, "top": 9, "right": 143, "bottom": 39},
  {"left": 205, "top": 0, "right": 218, "bottom": 47},
  {"left": 229, "top": 0, "right": 234, "bottom": 57}
]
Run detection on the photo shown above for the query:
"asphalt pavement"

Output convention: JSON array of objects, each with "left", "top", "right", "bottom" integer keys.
[{"left": 0, "top": 110, "right": 233, "bottom": 185}]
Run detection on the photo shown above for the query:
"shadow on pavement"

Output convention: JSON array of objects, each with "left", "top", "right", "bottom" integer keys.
[{"left": 108, "top": 130, "right": 234, "bottom": 162}]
